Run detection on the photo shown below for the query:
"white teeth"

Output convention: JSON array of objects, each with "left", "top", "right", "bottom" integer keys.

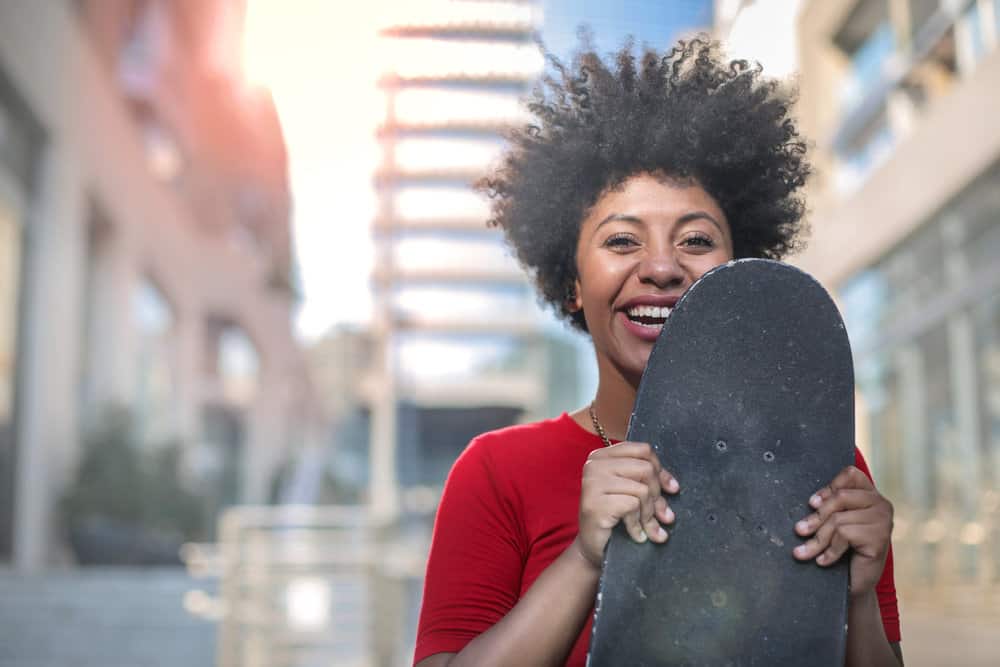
[{"left": 627, "top": 305, "right": 672, "bottom": 318}]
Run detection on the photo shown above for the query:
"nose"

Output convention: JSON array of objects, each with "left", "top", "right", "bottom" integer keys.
[{"left": 636, "top": 246, "right": 684, "bottom": 289}]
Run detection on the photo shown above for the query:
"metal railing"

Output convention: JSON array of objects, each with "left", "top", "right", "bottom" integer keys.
[{"left": 183, "top": 505, "right": 429, "bottom": 667}]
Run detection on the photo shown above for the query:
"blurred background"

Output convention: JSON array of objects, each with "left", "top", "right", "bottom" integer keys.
[{"left": 0, "top": 0, "right": 997, "bottom": 665}]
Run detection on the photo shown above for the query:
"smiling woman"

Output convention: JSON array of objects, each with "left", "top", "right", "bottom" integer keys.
[{"left": 413, "top": 36, "right": 904, "bottom": 667}]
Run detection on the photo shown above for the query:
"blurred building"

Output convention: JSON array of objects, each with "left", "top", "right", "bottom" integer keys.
[
  {"left": 0, "top": 0, "right": 315, "bottom": 569},
  {"left": 720, "top": 0, "right": 1000, "bottom": 596},
  {"left": 366, "top": 0, "right": 585, "bottom": 521}
]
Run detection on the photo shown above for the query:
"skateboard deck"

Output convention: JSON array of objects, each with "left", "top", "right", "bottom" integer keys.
[{"left": 588, "top": 259, "right": 854, "bottom": 666}]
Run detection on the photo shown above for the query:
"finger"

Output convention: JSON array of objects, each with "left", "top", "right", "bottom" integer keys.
[
  {"left": 619, "top": 501, "right": 647, "bottom": 543},
  {"left": 589, "top": 443, "right": 680, "bottom": 495},
  {"left": 830, "top": 521, "right": 890, "bottom": 561},
  {"left": 642, "top": 506, "right": 669, "bottom": 543},
  {"left": 794, "top": 516, "right": 836, "bottom": 560},
  {"left": 593, "top": 441, "right": 657, "bottom": 460},
  {"left": 797, "top": 491, "right": 879, "bottom": 534},
  {"left": 590, "top": 451, "right": 673, "bottom": 528},
  {"left": 654, "top": 495, "right": 675, "bottom": 525},
  {"left": 810, "top": 466, "right": 874, "bottom": 508},
  {"left": 659, "top": 468, "right": 680, "bottom": 494},
  {"left": 594, "top": 476, "right": 651, "bottom": 500},
  {"left": 793, "top": 509, "right": 874, "bottom": 560},
  {"left": 816, "top": 531, "right": 851, "bottom": 566},
  {"left": 600, "top": 442, "right": 670, "bottom": 479},
  {"left": 589, "top": 457, "right": 658, "bottom": 484},
  {"left": 602, "top": 476, "right": 657, "bottom": 535},
  {"left": 587, "top": 460, "right": 663, "bottom": 535}
]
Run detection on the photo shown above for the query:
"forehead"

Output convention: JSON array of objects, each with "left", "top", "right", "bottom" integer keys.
[{"left": 585, "top": 173, "right": 728, "bottom": 226}]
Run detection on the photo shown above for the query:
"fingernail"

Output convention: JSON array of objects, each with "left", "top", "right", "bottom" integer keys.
[
  {"left": 796, "top": 520, "right": 809, "bottom": 533},
  {"left": 817, "top": 553, "right": 826, "bottom": 565},
  {"left": 794, "top": 545, "right": 807, "bottom": 556},
  {"left": 667, "top": 478, "right": 679, "bottom": 492},
  {"left": 665, "top": 507, "right": 675, "bottom": 523},
  {"left": 657, "top": 526, "right": 668, "bottom": 540},
  {"left": 637, "top": 529, "right": 648, "bottom": 543},
  {"left": 809, "top": 494, "right": 822, "bottom": 508}
]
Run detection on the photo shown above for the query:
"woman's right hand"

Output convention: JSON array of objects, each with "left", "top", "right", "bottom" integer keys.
[{"left": 574, "top": 441, "right": 680, "bottom": 570}]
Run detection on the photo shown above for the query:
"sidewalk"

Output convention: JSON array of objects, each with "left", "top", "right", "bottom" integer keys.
[
  {"left": 899, "top": 603, "right": 1000, "bottom": 667},
  {"left": 0, "top": 568, "right": 215, "bottom": 667}
]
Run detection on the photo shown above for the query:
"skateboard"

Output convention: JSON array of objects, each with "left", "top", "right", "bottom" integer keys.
[{"left": 588, "top": 259, "right": 854, "bottom": 666}]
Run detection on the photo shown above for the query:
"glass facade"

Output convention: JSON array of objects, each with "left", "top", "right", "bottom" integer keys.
[{"left": 842, "top": 160, "right": 1000, "bottom": 584}]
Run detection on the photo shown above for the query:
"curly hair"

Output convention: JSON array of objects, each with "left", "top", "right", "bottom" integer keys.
[{"left": 480, "top": 36, "right": 811, "bottom": 332}]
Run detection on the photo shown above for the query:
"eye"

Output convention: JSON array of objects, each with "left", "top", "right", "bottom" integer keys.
[
  {"left": 681, "top": 233, "right": 714, "bottom": 249},
  {"left": 603, "top": 232, "right": 639, "bottom": 250}
]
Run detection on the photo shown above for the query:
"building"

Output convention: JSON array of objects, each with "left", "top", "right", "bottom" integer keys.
[
  {"left": 719, "top": 0, "right": 1000, "bottom": 595},
  {"left": 795, "top": 0, "right": 1000, "bottom": 595},
  {"left": 366, "top": 0, "right": 585, "bottom": 521},
  {"left": 0, "top": 0, "right": 315, "bottom": 569}
]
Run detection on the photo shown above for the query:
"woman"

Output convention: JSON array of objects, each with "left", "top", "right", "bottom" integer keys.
[{"left": 414, "top": 37, "right": 902, "bottom": 666}]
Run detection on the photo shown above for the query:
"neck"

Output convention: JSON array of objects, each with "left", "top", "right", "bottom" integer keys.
[{"left": 591, "top": 355, "right": 639, "bottom": 441}]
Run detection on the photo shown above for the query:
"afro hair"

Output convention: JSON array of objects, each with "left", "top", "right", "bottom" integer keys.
[{"left": 480, "top": 35, "right": 811, "bottom": 332}]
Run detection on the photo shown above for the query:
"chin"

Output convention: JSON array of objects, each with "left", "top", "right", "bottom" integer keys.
[{"left": 623, "top": 353, "right": 651, "bottom": 388}]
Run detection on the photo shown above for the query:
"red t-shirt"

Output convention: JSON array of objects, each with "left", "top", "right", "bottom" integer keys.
[{"left": 414, "top": 413, "right": 901, "bottom": 665}]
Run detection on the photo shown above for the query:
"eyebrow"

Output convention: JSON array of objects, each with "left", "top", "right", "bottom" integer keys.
[{"left": 594, "top": 210, "right": 726, "bottom": 236}]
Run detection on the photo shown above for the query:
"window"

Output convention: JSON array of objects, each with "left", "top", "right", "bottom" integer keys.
[
  {"left": 393, "top": 87, "right": 529, "bottom": 127},
  {"left": 835, "top": 0, "right": 894, "bottom": 111},
  {"left": 393, "top": 137, "right": 506, "bottom": 174},
  {"left": 391, "top": 233, "right": 517, "bottom": 276},
  {"left": 133, "top": 278, "right": 176, "bottom": 441},
  {"left": 396, "top": 332, "right": 522, "bottom": 383},
  {"left": 835, "top": 106, "right": 895, "bottom": 193},
  {"left": 392, "top": 186, "right": 491, "bottom": 222},
  {"left": 380, "top": 38, "right": 543, "bottom": 81},
  {"left": 956, "top": 1, "right": 988, "bottom": 73},
  {"left": 206, "top": 321, "right": 259, "bottom": 406},
  {"left": 392, "top": 283, "right": 540, "bottom": 327}
]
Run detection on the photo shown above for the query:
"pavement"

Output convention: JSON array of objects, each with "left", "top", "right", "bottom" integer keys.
[
  {"left": 898, "top": 602, "right": 1000, "bottom": 667},
  {"left": 0, "top": 568, "right": 215, "bottom": 667}
]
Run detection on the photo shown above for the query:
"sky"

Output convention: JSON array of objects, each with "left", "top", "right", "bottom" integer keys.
[{"left": 242, "top": 0, "right": 800, "bottom": 342}]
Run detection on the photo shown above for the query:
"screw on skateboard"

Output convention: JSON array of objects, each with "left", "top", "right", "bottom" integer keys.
[{"left": 588, "top": 259, "right": 854, "bottom": 666}]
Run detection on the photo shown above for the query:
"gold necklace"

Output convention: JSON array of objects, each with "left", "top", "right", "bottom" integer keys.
[{"left": 589, "top": 401, "right": 612, "bottom": 448}]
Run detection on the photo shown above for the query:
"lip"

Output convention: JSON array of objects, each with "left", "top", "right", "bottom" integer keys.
[
  {"left": 615, "top": 294, "right": 681, "bottom": 343},
  {"left": 618, "top": 312, "right": 662, "bottom": 342},
  {"left": 618, "top": 294, "right": 681, "bottom": 310}
]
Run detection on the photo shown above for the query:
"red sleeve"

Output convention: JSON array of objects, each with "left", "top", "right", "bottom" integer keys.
[
  {"left": 853, "top": 448, "right": 902, "bottom": 643},
  {"left": 413, "top": 436, "right": 526, "bottom": 664}
]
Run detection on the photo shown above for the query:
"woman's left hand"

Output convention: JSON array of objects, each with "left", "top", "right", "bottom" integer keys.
[{"left": 792, "top": 465, "right": 894, "bottom": 597}]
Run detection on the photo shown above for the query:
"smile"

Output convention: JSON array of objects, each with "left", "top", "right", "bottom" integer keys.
[
  {"left": 618, "top": 308, "right": 670, "bottom": 341},
  {"left": 626, "top": 305, "right": 672, "bottom": 327}
]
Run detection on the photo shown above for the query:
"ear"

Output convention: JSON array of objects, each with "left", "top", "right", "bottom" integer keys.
[{"left": 565, "top": 278, "right": 583, "bottom": 313}]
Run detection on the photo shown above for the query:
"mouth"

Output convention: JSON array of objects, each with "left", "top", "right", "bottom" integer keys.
[
  {"left": 617, "top": 296, "right": 679, "bottom": 342},
  {"left": 625, "top": 304, "right": 672, "bottom": 330},
  {"left": 618, "top": 305, "right": 673, "bottom": 342}
]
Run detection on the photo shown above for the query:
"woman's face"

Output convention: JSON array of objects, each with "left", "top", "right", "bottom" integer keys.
[{"left": 572, "top": 172, "right": 734, "bottom": 386}]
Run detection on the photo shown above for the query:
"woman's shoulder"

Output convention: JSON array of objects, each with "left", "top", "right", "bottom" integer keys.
[{"left": 457, "top": 412, "right": 591, "bottom": 470}]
